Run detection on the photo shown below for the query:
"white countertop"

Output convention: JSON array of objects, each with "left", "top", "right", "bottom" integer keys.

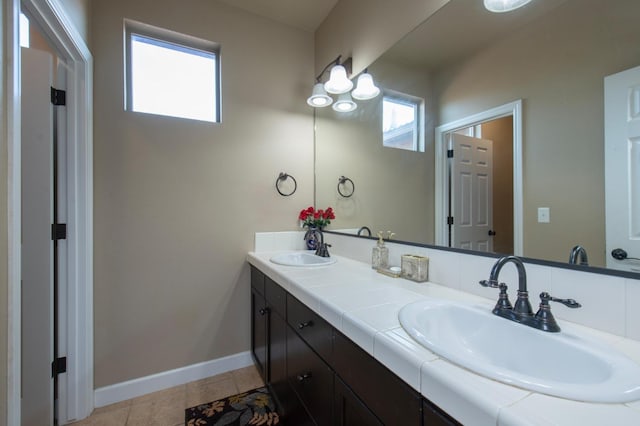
[{"left": 247, "top": 251, "right": 640, "bottom": 426}]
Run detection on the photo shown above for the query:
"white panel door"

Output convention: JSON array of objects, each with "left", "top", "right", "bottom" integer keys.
[
  {"left": 605, "top": 65, "right": 640, "bottom": 272},
  {"left": 21, "top": 47, "right": 55, "bottom": 426},
  {"left": 451, "top": 134, "right": 494, "bottom": 252}
]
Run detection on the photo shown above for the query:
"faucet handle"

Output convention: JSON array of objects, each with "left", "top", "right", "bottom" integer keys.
[
  {"left": 479, "top": 279, "right": 501, "bottom": 288},
  {"left": 539, "top": 292, "right": 581, "bottom": 309}
]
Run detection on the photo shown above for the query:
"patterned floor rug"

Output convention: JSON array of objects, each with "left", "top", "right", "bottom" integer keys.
[{"left": 185, "top": 387, "right": 281, "bottom": 425}]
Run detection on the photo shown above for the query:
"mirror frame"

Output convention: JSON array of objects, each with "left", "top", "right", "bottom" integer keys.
[{"left": 324, "top": 230, "right": 640, "bottom": 280}]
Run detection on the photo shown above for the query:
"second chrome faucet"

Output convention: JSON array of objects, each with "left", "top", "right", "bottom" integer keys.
[{"left": 479, "top": 256, "right": 581, "bottom": 332}]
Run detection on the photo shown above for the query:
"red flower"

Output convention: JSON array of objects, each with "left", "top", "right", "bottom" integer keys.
[{"left": 297, "top": 206, "right": 336, "bottom": 228}]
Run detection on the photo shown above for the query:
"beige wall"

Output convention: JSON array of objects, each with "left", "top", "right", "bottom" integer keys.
[
  {"left": 434, "top": 0, "right": 640, "bottom": 266},
  {"left": 316, "top": 58, "right": 435, "bottom": 243},
  {"left": 315, "top": 0, "right": 449, "bottom": 76},
  {"left": 91, "top": 0, "right": 314, "bottom": 387},
  {"left": 60, "top": 0, "right": 91, "bottom": 42}
]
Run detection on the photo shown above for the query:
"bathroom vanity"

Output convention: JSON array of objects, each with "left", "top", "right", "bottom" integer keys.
[
  {"left": 247, "top": 245, "right": 640, "bottom": 426},
  {"left": 250, "top": 265, "right": 457, "bottom": 425}
]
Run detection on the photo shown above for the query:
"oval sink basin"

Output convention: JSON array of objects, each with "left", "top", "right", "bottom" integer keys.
[
  {"left": 269, "top": 252, "right": 337, "bottom": 267},
  {"left": 399, "top": 299, "right": 640, "bottom": 403}
]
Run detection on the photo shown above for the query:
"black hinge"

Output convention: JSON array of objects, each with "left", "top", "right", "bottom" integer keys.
[
  {"left": 51, "top": 87, "right": 66, "bottom": 106},
  {"left": 52, "top": 357, "right": 67, "bottom": 377},
  {"left": 447, "top": 216, "right": 454, "bottom": 225},
  {"left": 51, "top": 223, "right": 67, "bottom": 240},
  {"left": 447, "top": 149, "right": 454, "bottom": 158}
]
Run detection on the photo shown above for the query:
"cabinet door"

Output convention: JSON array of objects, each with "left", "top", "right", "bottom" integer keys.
[
  {"left": 268, "top": 309, "right": 287, "bottom": 408},
  {"left": 251, "top": 289, "right": 268, "bottom": 382},
  {"left": 250, "top": 266, "right": 265, "bottom": 296},
  {"left": 334, "top": 376, "right": 383, "bottom": 426},
  {"left": 333, "top": 330, "right": 422, "bottom": 426},
  {"left": 287, "top": 326, "right": 334, "bottom": 426}
]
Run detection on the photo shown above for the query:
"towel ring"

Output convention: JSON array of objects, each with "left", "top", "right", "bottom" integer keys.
[
  {"left": 337, "top": 176, "right": 355, "bottom": 198},
  {"left": 276, "top": 172, "right": 297, "bottom": 196}
]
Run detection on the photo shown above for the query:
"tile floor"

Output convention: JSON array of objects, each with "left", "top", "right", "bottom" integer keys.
[{"left": 69, "top": 365, "right": 264, "bottom": 426}]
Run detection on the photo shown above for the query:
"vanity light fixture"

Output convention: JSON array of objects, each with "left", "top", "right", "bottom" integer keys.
[
  {"left": 307, "top": 82, "right": 333, "bottom": 107},
  {"left": 307, "top": 55, "right": 380, "bottom": 112},
  {"left": 332, "top": 93, "right": 357, "bottom": 112},
  {"left": 351, "top": 69, "right": 380, "bottom": 100},
  {"left": 484, "top": 0, "right": 533, "bottom": 13},
  {"left": 324, "top": 63, "right": 353, "bottom": 94}
]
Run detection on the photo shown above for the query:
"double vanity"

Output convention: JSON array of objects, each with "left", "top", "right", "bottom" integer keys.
[{"left": 247, "top": 234, "right": 640, "bottom": 425}]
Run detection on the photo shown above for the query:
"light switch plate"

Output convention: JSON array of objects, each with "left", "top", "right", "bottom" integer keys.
[{"left": 538, "top": 207, "right": 550, "bottom": 223}]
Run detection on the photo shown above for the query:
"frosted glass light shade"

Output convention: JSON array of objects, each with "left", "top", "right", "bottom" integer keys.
[
  {"left": 351, "top": 72, "right": 380, "bottom": 100},
  {"left": 307, "top": 83, "right": 333, "bottom": 107},
  {"left": 332, "top": 93, "right": 357, "bottom": 113},
  {"left": 484, "top": 0, "right": 532, "bottom": 13},
  {"left": 324, "top": 64, "right": 353, "bottom": 94}
]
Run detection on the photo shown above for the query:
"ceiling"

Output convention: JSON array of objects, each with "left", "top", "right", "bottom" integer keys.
[{"left": 216, "top": 0, "right": 339, "bottom": 32}]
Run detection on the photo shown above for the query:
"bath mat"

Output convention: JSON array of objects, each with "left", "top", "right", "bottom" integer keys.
[{"left": 185, "top": 386, "right": 280, "bottom": 425}]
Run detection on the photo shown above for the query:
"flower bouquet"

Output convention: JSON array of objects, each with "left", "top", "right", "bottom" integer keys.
[{"left": 298, "top": 206, "right": 335, "bottom": 250}]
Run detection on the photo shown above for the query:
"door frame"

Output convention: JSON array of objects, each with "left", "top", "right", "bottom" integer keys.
[
  {"left": 5, "top": 0, "right": 93, "bottom": 423},
  {"left": 434, "top": 100, "right": 523, "bottom": 255}
]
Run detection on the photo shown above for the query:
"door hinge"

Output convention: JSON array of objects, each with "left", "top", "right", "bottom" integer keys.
[
  {"left": 51, "top": 223, "right": 67, "bottom": 240},
  {"left": 51, "top": 357, "right": 67, "bottom": 377},
  {"left": 51, "top": 87, "right": 66, "bottom": 106},
  {"left": 447, "top": 149, "right": 454, "bottom": 158},
  {"left": 447, "top": 216, "right": 454, "bottom": 225}
]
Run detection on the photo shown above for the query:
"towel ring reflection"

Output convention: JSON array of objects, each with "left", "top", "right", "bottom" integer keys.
[
  {"left": 337, "top": 176, "right": 355, "bottom": 198},
  {"left": 276, "top": 172, "right": 297, "bottom": 197}
]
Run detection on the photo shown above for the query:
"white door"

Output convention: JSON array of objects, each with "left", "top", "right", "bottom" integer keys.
[
  {"left": 605, "top": 65, "right": 640, "bottom": 272},
  {"left": 450, "top": 134, "right": 494, "bottom": 252},
  {"left": 21, "top": 47, "right": 55, "bottom": 426}
]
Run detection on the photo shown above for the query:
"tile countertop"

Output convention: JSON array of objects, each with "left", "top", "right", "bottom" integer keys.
[{"left": 247, "top": 251, "right": 640, "bottom": 426}]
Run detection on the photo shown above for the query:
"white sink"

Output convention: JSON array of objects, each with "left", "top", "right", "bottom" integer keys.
[
  {"left": 269, "top": 252, "right": 337, "bottom": 267},
  {"left": 399, "top": 299, "right": 640, "bottom": 403}
]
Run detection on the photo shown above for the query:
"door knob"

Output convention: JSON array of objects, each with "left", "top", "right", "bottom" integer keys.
[
  {"left": 611, "top": 248, "right": 640, "bottom": 261},
  {"left": 488, "top": 230, "right": 496, "bottom": 236}
]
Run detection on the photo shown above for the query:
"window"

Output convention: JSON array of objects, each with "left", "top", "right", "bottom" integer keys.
[
  {"left": 382, "top": 92, "right": 424, "bottom": 151},
  {"left": 20, "top": 12, "right": 30, "bottom": 47},
  {"left": 125, "top": 20, "right": 221, "bottom": 123}
]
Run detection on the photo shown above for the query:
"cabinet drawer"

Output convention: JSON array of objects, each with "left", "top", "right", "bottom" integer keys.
[
  {"left": 265, "top": 276, "right": 286, "bottom": 317},
  {"left": 287, "top": 294, "right": 333, "bottom": 362},
  {"left": 333, "top": 330, "right": 422, "bottom": 426},
  {"left": 250, "top": 266, "right": 265, "bottom": 296},
  {"left": 287, "top": 327, "right": 333, "bottom": 426}
]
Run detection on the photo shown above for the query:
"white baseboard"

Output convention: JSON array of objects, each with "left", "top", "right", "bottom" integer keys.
[{"left": 94, "top": 351, "right": 254, "bottom": 408}]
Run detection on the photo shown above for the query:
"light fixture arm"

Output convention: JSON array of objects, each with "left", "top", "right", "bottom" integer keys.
[{"left": 314, "top": 55, "right": 353, "bottom": 82}]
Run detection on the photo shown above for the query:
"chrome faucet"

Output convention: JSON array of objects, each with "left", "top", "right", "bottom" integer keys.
[
  {"left": 479, "top": 256, "right": 581, "bottom": 332},
  {"left": 357, "top": 226, "right": 372, "bottom": 237},
  {"left": 314, "top": 229, "right": 331, "bottom": 258},
  {"left": 569, "top": 245, "right": 589, "bottom": 266}
]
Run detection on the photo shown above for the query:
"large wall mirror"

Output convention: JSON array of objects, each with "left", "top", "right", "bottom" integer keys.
[{"left": 315, "top": 0, "right": 640, "bottom": 276}]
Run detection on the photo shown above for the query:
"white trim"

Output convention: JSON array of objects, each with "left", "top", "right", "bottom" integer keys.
[
  {"left": 435, "top": 100, "right": 523, "bottom": 255},
  {"left": 94, "top": 352, "right": 254, "bottom": 408},
  {"left": 9, "top": 0, "right": 94, "bottom": 424},
  {"left": 6, "top": 0, "right": 23, "bottom": 424}
]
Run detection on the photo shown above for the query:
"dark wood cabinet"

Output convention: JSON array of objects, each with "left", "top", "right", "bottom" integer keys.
[
  {"left": 423, "top": 399, "right": 461, "bottom": 426},
  {"left": 249, "top": 265, "right": 458, "bottom": 426},
  {"left": 287, "top": 293, "right": 333, "bottom": 363},
  {"left": 333, "top": 330, "right": 422, "bottom": 426},
  {"left": 287, "top": 326, "right": 334, "bottom": 426},
  {"left": 250, "top": 288, "right": 268, "bottom": 381},
  {"left": 334, "top": 376, "right": 383, "bottom": 426}
]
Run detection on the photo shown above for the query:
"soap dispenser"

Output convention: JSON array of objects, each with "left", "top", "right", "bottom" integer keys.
[{"left": 372, "top": 231, "right": 390, "bottom": 270}]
